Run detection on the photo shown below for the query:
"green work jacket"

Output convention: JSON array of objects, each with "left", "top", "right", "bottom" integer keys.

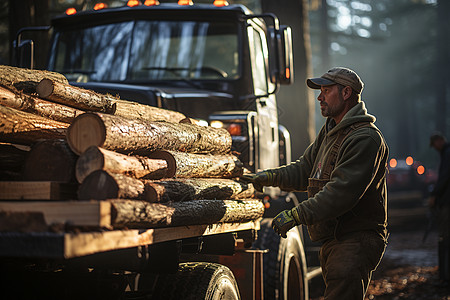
[{"left": 271, "top": 101, "right": 389, "bottom": 241}]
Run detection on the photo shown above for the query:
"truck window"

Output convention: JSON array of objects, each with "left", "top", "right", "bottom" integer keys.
[{"left": 49, "top": 20, "right": 240, "bottom": 83}]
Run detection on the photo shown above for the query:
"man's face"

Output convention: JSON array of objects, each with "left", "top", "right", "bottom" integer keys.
[{"left": 317, "top": 84, "right": 346, "bottom": 119}]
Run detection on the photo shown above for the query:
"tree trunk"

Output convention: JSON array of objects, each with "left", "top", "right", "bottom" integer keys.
[
  {"left": 148, "top": 150, "right": 243, "bottom": 179},
  {"left": 76, "top": 146, "right": 168, "bottom": 183},
  {"left": 78, "top": 170, "right": 146, "bottom": 201},
  {"left": 67, "top": 112, "right": 232, "bottom": 155},
  {"left": 113, "top": 99, "right": 186, "bottom": 123},
  {"left": 144, "top": 178, "right": 254, "bottom": 203},
  {"left": 77, "top": 171, "right": 253, "bottom": 202},
  {"left": 0, "top": 65, "right": 68, "bottom": 93},
  {"left": 0, "top": 86, "right": 84, "bottom": 123},
  {"left": 23, "top": 139, "right": 78, "bottom": 182},
  {"left": 0, "top": 104, "right": 68, "bottom": 145},
  {"left": 110, "top": 199, "right": 264, "bottom": 228},
  {"left": 0, "top": 143, "right": 30, "bottom": 180},
  {"left": 36, "top": 79, "right": 116, "bottom": 113}
]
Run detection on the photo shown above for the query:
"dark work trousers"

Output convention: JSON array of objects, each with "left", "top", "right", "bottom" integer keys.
[
  {"left": 438, "top": 205, "right": 450, "bottom": 281},
  {"left": 319, "top": 230, "right": 387, "bottom": 300}
]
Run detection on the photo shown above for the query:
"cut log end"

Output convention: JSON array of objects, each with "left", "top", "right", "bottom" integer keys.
[
  {"left": 147, "top": 150, "right": 177, "bottom": 178},
  {"left": 36, "top": 78, "right": 54, "bottom": 98},
  {"left": 75, "top": 146, "right": 105, "bottom": 183},
  {"left": 67, "top": 113, "right": 107, "bottom": 155},
  {"left": 77, "top": 170, "right": 119, "bottom": 200}
]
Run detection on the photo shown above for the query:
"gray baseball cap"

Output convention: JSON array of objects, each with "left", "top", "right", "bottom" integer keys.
[{"left": 307, "top": 67, "right": 364, "bottom": 94}]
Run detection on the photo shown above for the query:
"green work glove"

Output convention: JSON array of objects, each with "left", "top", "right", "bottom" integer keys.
[
  {"left": 240, "top": 170, "right": 276, "bottom": 192},
  {"left": 272, "top": 208, "right": 302, "bottom": 238}
]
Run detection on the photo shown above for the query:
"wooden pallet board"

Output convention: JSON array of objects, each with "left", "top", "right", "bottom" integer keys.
[
  {"left": 0, "top": 201, "right": 111, "bottom": 227},
  {"left": 0, "top": 221, "right": 259, "bottom": 258},
  {"left": 0, "top": 181, "right": 78, "bottom": 200}
]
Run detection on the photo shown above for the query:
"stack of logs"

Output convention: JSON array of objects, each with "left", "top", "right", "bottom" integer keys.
[{"left": 0, "top": 65, "right": 263, "bottom": 231}]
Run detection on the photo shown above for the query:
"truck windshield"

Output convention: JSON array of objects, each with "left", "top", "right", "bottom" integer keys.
[{"left": 49, "top": 20, "right": 240, "bottom": 82}]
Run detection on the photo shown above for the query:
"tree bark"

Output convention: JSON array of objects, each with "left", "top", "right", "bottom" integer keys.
[
  {"left": 67, "top": 112, "right": 232, "bottom": 155},
  {"left": 113, "top": 99, "right": 186, "bottom": 123},
  {"left": 148, "top": 150, "right": 243, "bottom": 178},
  {"left": 76, "top": 146, "right": 168, "bottom": 183},
  {"left": 110, "top": 199, "right": 264, "bottom": 228},
  {"left": 78, "top": 170, "right": 146, "bottom": 201},
  {"left": 144, "top": 178, "right": 254, "bottom": 203},
  {"left": 0, "top": 104, "right": 68, "bottom": 145},
  {"left": 0, "top": 65, "right": 68, "bottom": 93},
  {"left": 23, "top": 139, "right": 78, "bottom": 182},
  {"left": 36, "top": 79, "right": 116, "bottom": 113},
  {"left": 77, "top": 171, "right": 253, "bottom": 202},
  {"left": 0, "top": 86, "right": 84, "bottom": 123}
]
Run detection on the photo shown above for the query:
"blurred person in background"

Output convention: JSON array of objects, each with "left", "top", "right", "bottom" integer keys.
[{"left": 429, "top": 133, "right": 450, "bottom": 286}]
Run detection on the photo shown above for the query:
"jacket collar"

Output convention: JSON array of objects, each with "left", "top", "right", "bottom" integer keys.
[{"left": 325, "top": 101, "right": 376, "bottom": 136}]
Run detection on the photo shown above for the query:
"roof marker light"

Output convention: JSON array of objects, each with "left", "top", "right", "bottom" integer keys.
[
  {"left": 144, "top": 0, "right": 159, "bottom": 5},
  {"left": 94, "top": 3, "right": 108, "bottom": 10},
  {"left": 213, "top": 0, "right": 229, "bottom": 6},
  {"left": 65, "top": 7, "right": 77, "bottom": 15},
  {"left": 178, "top": 0, "right": 193, "bottom": 5},
  {"left": 127, "top": 0, "right": 141, "bottom": 7}
]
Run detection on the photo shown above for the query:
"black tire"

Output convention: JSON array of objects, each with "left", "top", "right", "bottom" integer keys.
[
  {"left": 253, "top": 218, "right": 309, "bottom": 300},
  {"left": 150, "top": 262, "right": 240, "bottom": 300}
]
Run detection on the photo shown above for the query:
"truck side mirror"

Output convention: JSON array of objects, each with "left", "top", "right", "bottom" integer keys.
[
  {"left": 268, "top": 25, "right": 294, "bottom": 86},
  {"left": 277, "top": 26, "right": 294, "bottom": 85},
  {"left": 13, "top": 26, "right": 51, "bottom": 69},
  {"left": 13, "top": 39, "right": 34, "bottom": 69}
]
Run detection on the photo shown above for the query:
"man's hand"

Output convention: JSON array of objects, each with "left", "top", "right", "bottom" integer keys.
[
  {"left": 272, "top": 210, "right": 297, "bottom": 238},
  {"left": 240, "top": 171, "right": 273, "bottom": 192},
  {"left": 427, "top": 196, "right": 436, "bottom": 208}
]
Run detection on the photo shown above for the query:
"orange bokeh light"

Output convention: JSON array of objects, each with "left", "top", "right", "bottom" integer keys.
[
  {"left": 94, "top": 3, "right": 107, "bottom": 10},
  {"left": 417, "top": 165, "right": 425, "bottom": 175},
  {"left": 389, "top": 158, "right": 397, "bottom": 168},
  {"left": 406, "top": 156, "right": 413, "bottom": 166}
]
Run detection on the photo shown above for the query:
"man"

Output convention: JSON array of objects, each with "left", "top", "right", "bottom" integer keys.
[
  {"left": 242, "top": 67, "right": 389, "bottom": 299},
  {"left": 429, "top": 133, "right": 450, "bottom": 286}
]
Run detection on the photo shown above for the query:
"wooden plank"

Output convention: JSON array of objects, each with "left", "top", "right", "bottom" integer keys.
[
  {"left": 0, "top": 221, "right": 259, "bottom": 258},
  {"left": 0, "top": 181, "right": 78, "bottom": 200},
  {"left": 65, "top": 221, "right": 259, "bottom": 258},
  {"left": 0, "top": 201, "right": 111, "bottom": 227}
]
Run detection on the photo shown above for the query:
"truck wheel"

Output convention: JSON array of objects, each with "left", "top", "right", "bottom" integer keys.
[
  {"left": 253, "top": 218, "right": 309, "bottom": 300},
  {"left": 150, "top": 262, "right": 240, "bottom": 300}
]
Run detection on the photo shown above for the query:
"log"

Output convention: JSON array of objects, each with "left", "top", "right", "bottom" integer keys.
[
  {"left": 148, "top": 150, "right": 243, "bottom": 178},
  {"left": 75, "top": 146, "right": 168, "bottom": 183},
  {"left": 113, "top": 99, "right": 186, "bottom": 123},
  {"left": 23, "top": 139, "right": 78, "bottom": 182},
  {"left": 110, "top": 199, "right": 264, "bottom": 228},
  {"left": 0, "top": 65, "right": 68, "bottom": 93},
  {"left": 78, "top": 170, "right": 145, "bottom": 201},
  {"left": 0, "top": 143, "right": 30, "bottom": 180},
  {"left": 0, "top": 86, "right": 84, "bottom": 123},
  {"left": 0, "top": 104, "right": 68, "bottom": 145},
  {"left": 66, "top": 112, "right": 232, "bottom": 155},
  {"left": 77, "top": 171, "right": 253, "bottom": 202},
  {"left": 36, "top": 79, "right": 116, "bottom": 113},
  {"left": 145, "top": 178, "right": 254, "bottom": 202}
]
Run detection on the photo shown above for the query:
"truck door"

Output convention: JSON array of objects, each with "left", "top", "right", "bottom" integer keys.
[{"left": 247, "top": 22, "right": 280, "bottom": 170}]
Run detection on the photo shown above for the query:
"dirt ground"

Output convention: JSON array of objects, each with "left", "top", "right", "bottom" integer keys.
[{"left": 310, "top": 191, "right": 450, "bottom": 300}]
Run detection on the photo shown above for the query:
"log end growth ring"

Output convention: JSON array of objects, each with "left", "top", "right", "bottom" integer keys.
[
  {"left": 67, "top": 113, "right": 106, "bottom": 155},
  {"left": 147, "top": 150, "right": 177, "bottom": 178}
]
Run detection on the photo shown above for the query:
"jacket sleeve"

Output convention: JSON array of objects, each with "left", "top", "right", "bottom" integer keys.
[
  {"left": 296, "top": 128, "right": 387, "bottom": 225},
  {"left": 431, "top": 146, "right": 450, "bottom": 199},
  {"left": 267, "top": 126, "right": 326, "bottom": 192}
]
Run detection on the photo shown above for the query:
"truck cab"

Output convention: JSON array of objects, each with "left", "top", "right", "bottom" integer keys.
[{"left": 41, "top": 3, "right": 293, "bottom": 173}]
